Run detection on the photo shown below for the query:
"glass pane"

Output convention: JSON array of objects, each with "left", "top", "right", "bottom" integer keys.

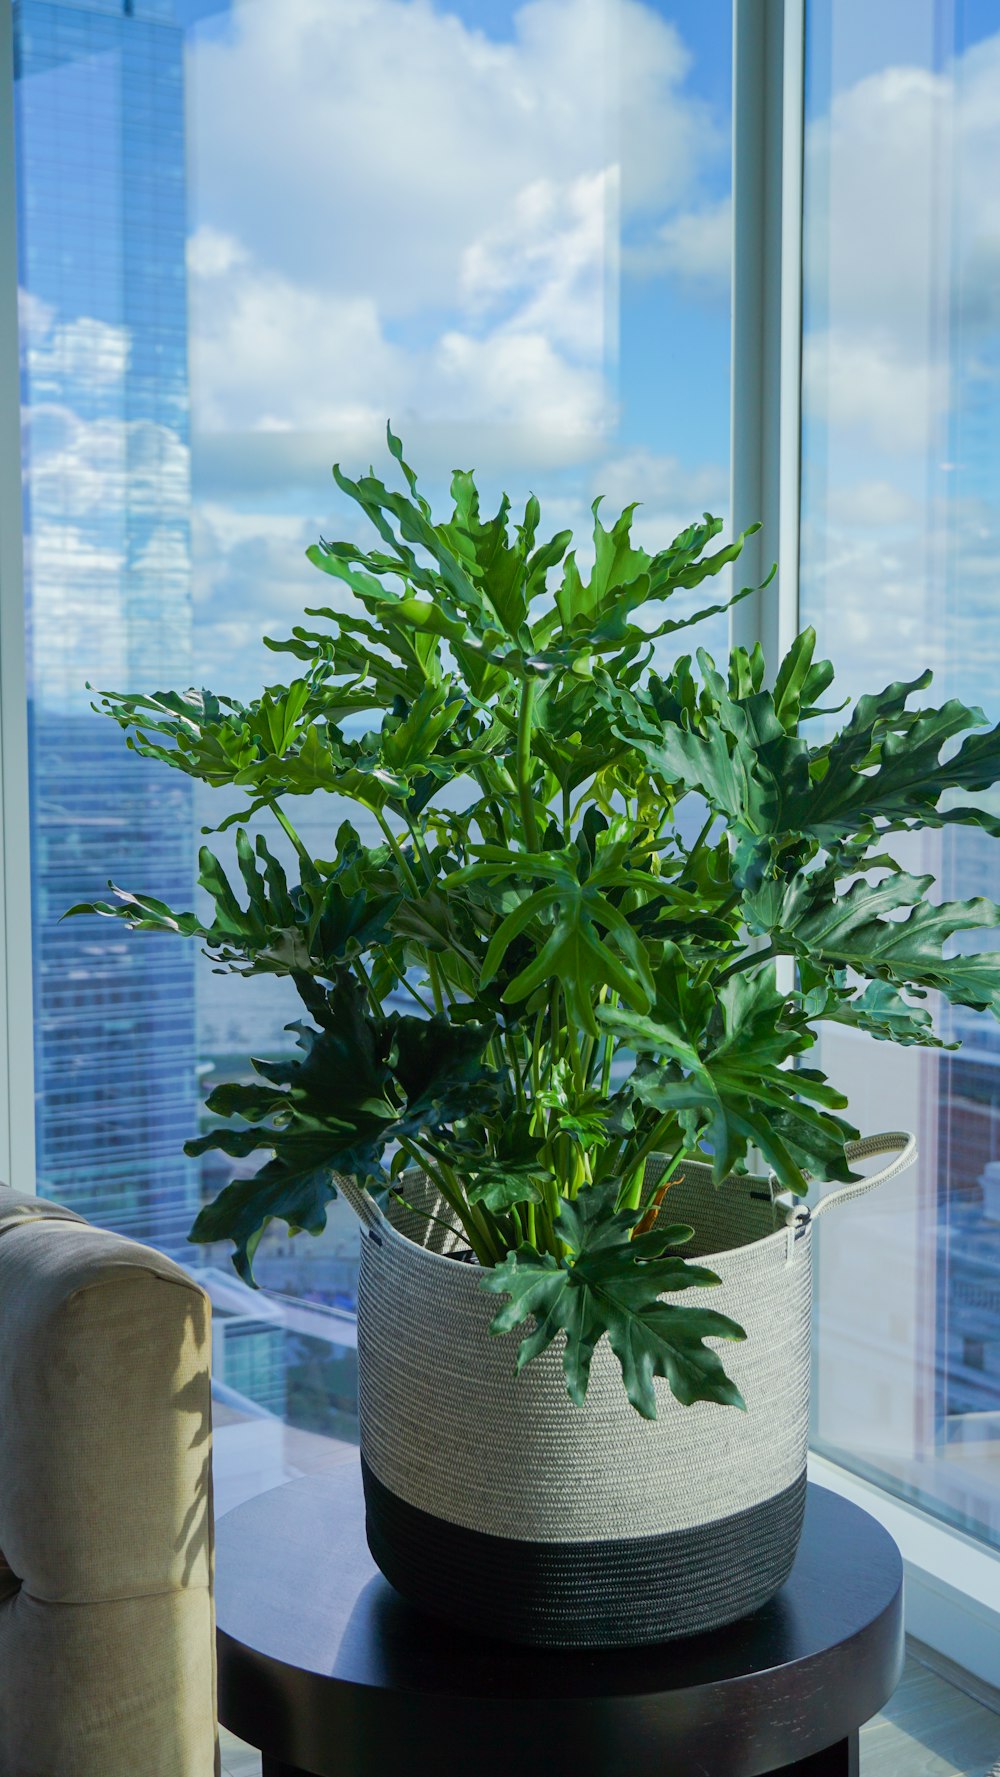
[
  {"left": 14, "top": 0, "right": 732, "bottom": 1512},
  {"left": 802, "top": 0, "right": 1000, "bottom": 1546}
]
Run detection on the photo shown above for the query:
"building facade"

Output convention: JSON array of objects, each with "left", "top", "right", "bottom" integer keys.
[{"left": 14, "top": 0, "right": 201, "bottom": 1251}]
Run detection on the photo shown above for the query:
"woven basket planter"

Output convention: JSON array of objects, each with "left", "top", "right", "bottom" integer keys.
[{"left": 343, "top": 1131, "right": 915, "bottom": 1649}]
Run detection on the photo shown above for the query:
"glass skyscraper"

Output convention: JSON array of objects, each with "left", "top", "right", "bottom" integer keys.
[{"left": 14, "top": 0, "right": 200, "bottom": 1252}]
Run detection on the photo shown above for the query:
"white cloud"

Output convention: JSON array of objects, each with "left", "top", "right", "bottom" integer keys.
[
  {"left": 795, "top": 31, "right": 1000, "bottom": 731},
  {"left": 189, "top": 268, "right": 400, "bottom": 434},
  {"left": 799, "top": 482, "right": 1000, "bottom": 717},
  {"left": 187, "top": 201, "right": 613, "bottom": 454},
  {"left": 594, "top": 446, "right": 727, "bottom": 519},
  {"left": 626, "top": 194, "right": 731, "bottom": 290},
  {"left": 21, "top": 391, "right": 193, "bottom": 706},
  {"left": 825, "top": 480, "right": 920, "bottom": 529},
  {"left": 190, "top": 504, "right": 323, "bottom": 694},
  {"left": 804, "top": 48, "right": 1000, "bottom": 346},
  {"left": 459, "top": 169, "right": 618, "bottom": 362},
  {"left": 186, "top": 224, "right": 248, "bottom": 280},
  {"left": 18, "top": 287, "right": 53, "bottom": 337},
  {"left": 802, "top": 32, "right": 1000, "bottom": 457},
  {"left": 28, "top": 519, "right": 130, "bottom": 702},
  {"left": 187, "top": 0, "right": 716, "bottom": 315},
  {"left": 431, "top": 326, "right": 609, "bottom": 439},
  {"left": 132, "top": 525, "right": 192, "bottom": 591},
  {"left": 24, "top": 404, "right": 190, "bottom": 520},
  {"left": 184, "top": 0, "right": 724, "bottom": 459},
  {"left": 25, "top": 307, "right": 131, "bottom": 390},
  {"left": 18, "top": 276, "right": 195, "bottom": 705},
  {"left": 31, "top": 522, "right": 124, "bottom": 581},
  {"left": 173, "top": 0, "right": 734, "bottom": 691},
  {"left": 802, "top": 326, "right": 950, "bottom": 456}
]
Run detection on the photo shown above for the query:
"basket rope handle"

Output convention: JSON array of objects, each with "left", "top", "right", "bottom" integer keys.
[
  {"left": 338, "top": 1133, "right": 918, "bottom": 1237},
  {"left": 335, "top": 1172, "right": 384, "bottom": 1235},
  {"left": 796, "top": 1131, "right": 917, "bottom": 1224}
]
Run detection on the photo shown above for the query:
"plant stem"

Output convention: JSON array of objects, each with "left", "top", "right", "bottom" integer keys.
[
  {"left": 437, "top": 1154, "right": 504, "bottom": 1263},
  {"left": 388, "top": 1188, "right": 466, "bottom": 1242},
  {"left": 352, "top": 953, "right": 383, "bottom": 1016},
  {"left": 620, "top": 1119, "right": 686, "bottom": 1205},
  {"left": 268, "top": 798, "right": 312, "bottom": 864},
  {"left": 686, "top": 810, "right": 716, "bottom": 862},
  {"left": 516, "top": 675, "right": 541, "bottom": 852},
  {"left": 505, "top": 1027, "right": 527, "bottom": 1112},
  {"left": 546, "top": 980, "right": 559, "bottom": 1094},
  {"left": 375, "top": 808, "right": 450, "bottom": 1010},
  {"left": 617, "top": 1159, "right": 646, "bottom": 1213},
  {"left": 404, "top": 815, "right": 434, "bottom": 886},
  {"left": 566, "top": 1016, "right": 585, "bottom": 1096},
  {"left": 378, "top": 950, "right": 435, "bottom": 1016},
  {"left": 530, "top": 1002, "right": 546, "bottom": 1102},
  {"left": 426, "top": 954, "right": 447, "bottom": 1015},
  {"left": 396, "top": 1138, "right": 495, "bottom": 1264},
  {"left": 374, "top": 808, "right": 421, "bottom": 895},
  {"left": 541, "top": 1170, "right": 562, "bottom": 1241},
  {"left": 600, "top": 990, "right": 619, "bottom": 1096},
  {"left": 472, "top": 764, "right": 510, "bottom": 846}
]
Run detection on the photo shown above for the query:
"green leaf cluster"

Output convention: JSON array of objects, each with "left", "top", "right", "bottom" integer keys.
[{"left": 71, "top": 424, "right": 1000, "bottom": 1416}]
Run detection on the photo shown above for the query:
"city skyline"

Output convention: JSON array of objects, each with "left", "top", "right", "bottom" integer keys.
[{"left": 15, "top": 0, "right": 201, "bottom": 1253}]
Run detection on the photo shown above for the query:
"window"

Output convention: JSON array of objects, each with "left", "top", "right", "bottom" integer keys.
[
  {"left": 10, "top": 0, "right": 733, "bottom": 1511},
  {"left": 801, "top": 0, "right": 1000, "bottom": 1549}
]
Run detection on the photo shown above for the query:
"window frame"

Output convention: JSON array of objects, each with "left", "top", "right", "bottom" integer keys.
[
  {"left": 733, "top": 0, "right": 1000, "bottom": 1688},
  {"left": 1, "top": 0, "right": 998, "bottom": 1682}
]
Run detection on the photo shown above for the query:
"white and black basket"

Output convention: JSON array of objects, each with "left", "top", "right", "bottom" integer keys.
[{"left": 341, "top": 1132, "right": 916, "bottom": 1649}]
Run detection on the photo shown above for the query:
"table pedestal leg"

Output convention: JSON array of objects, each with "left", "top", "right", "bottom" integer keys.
[{"left": 776, "top": 1729, "right": 860, "bottom": 1775}]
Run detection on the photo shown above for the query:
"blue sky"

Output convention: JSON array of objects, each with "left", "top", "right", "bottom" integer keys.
[
  {"left": 18, "top": 0, "right": 1000, "bottom": 724},
  {"left": 798, "top": 1, "right": 1000, "bottom": 719},
  {"left": 180, "top": 0, "right": 736, "bottom": 695}
]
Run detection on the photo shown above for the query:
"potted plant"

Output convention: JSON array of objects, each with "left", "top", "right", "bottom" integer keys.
[{"left": 75, "top": 427, "right": 1000, "bottom": 1647}]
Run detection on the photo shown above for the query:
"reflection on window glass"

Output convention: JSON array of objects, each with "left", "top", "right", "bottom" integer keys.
[
  {"left": 14, "top": 0, "right": 732, "bottom": 1510},
  {"left": 802, "top": 0, "right": 1000, "bottom": 1547}
]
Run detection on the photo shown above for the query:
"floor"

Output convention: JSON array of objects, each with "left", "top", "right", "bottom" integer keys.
[
  {"left": 219, "top": 1642, "right": 1000, "bottom": 1776},
  {"left": 862, "top": 1646, "right": 1000, "bottom": 1777},
  {"left": 220, "top": 1727, "right": 262, "bottom": 1777}
]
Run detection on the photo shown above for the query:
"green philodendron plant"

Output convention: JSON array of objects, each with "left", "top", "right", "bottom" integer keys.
[{"left": 73, "top": 426, "right": 1000, "bottom": 1420}]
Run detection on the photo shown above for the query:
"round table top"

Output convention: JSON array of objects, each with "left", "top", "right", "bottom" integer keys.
[{"left": 216, "top": 1461, "right": 903, "bottom": 1777}]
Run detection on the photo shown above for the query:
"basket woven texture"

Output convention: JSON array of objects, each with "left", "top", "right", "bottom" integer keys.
[
  {"left": 357, "top": 1159, "right": 810, "bottom": 1544},
  {"left": 344, "top": 1134, "right": 915, "bottom": 1645}
]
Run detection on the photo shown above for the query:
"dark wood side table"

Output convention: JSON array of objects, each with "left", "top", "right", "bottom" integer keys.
[{"left": 216, "top": 1464, "right": 903, "bottom": 1777}]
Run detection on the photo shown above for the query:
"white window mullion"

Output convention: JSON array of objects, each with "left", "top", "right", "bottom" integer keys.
[
  {"left": 730, "top": 0, "right": 803, "bottom": 670},
  {"left": 777, "top": 0, "right": 805, "bottom": 662}
]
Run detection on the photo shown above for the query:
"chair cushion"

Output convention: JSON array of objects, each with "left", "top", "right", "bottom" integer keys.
[
  {"left": 0, "top": 1195, "right": 218, "bottom": 1775},
  {"left": 0, "top": 1191, "right": 85, "bottom": 1238}
]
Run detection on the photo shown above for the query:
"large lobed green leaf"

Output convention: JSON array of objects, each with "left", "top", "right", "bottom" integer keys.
[
  {"left": 604, "top": 961, "right": 857, "bottom": 1195},
  {"left": 747, "top": 868, "right": 1000, "bottom": 1018},
  {"left": 188, "top": 975, "right": 500, "bottom": 1280},
  {"left": 484, "top": 1180, "right": 746, "bottom": 1418}
]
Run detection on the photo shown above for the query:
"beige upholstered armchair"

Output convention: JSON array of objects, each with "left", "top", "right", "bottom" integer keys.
[{"left": 0, "top": 1191, "right": 218, "bottom": 1776}]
